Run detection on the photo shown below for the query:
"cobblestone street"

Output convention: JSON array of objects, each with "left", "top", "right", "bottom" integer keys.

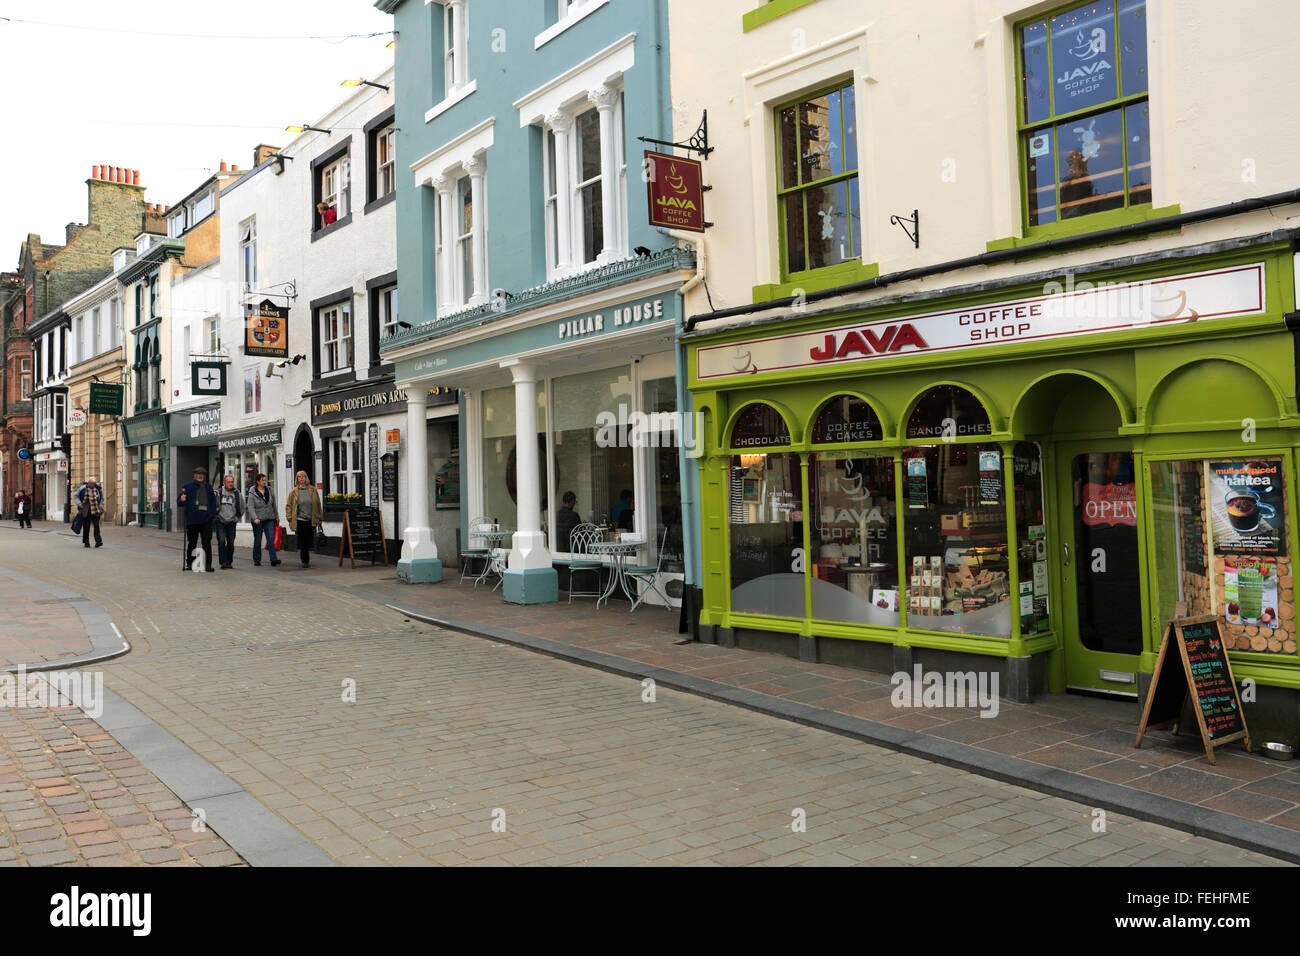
[{"left": 0, "top": 525, "right": 1290, "bottom": 866}]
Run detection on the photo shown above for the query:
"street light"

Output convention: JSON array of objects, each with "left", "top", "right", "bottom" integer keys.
[
  {"left": 285, "top": 124, "right": 332, "bottom": 135},
  {"left": 341, "top": 78, "right": 390, "bottom": 92}
]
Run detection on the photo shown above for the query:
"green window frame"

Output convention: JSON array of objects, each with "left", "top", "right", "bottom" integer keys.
[
  {"left": 1016, "top": 0, "right": 1150, "bottom": 231},
  {"left": 774, "top": 79, "right": 862, "bottom": 283}
]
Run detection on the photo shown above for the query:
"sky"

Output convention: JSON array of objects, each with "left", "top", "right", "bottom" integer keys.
[{"left": 0, "top": 0, "right": 394, "bottom": 262}]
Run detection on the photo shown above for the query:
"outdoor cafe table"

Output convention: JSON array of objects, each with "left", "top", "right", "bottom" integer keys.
[
  {"left": 469, "top": 529, "right": 514, "bottom": 587},
  {"left": 588, "top": 539, "right": 641, "bottom": 609}
]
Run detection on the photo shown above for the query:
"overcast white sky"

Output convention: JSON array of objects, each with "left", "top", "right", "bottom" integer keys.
[{"left": 0, "top": 0, "right": 393, "bottom": 261}]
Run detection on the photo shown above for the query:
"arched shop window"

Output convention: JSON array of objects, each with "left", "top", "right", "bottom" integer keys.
[
  {"left": 808, "top": 395, "right": 898, "bottom": 625},
  {"left": 729, "top": 402, "right": 791, "bottom": 448},
  {"left": 811, "top": 394, "right": 882, "bottom": 444},
  {"left": 902, "top": 387, "right": 1009, "bottom": 637},
  {"left": 727, "top": 404, "right": 801, "bottom": 617},
  {"left": 906, "top": 385, "right": 991, "bottom": 441}
]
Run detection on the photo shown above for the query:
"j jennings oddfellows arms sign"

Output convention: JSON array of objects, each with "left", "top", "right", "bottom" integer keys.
[
  {"left": 311, "top": 380, "right": 457, "bottom": 426},
  {"left": 696, "top": 263, "right": 1266, "bottom": 378}
]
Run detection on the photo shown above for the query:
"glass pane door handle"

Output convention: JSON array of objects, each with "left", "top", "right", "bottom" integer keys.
[{"left": 1063, "top": 543, "right": 1069, "bottom": 567}]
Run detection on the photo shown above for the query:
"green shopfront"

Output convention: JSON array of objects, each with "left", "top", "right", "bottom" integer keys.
[
  {"left": 685, "top": 243, "right": 1300, "bottom": 744},
  {"left": 122, "top": 413, "right": 169, "bottom": 531}
]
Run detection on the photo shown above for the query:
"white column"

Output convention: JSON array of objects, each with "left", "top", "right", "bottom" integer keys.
[
  {"left": 588, "top": 84, "right": 621, "bottom": 264},
  {"left": 464, "top": 154, "right": 488, "bottom": 307},
  {"left": 501, "top": 360, "right": 550, "bottom": 571},
  {"left": 547, "top": 110, "right": 574, "bottom": 274},
  {"left": 431, "top": 176, "right": 454, "bottom": 317},
  {"left": 398, "top": 387, "right": 441, "bottom": 582},
  {"left": 448, "top": 0, "right": 469, "bottom": 92}
]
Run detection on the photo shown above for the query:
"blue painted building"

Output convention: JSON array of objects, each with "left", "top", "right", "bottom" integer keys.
[{"left": 375, "top": 0, "right": 701, "bottom": 618}]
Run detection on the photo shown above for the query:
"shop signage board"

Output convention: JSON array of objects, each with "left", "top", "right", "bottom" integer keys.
[
  {"left": 338, "top": 506, "right": 387, "bottom": 568},
  {"left": 696, "top": 262, "right": 1266, "bottom": 380},
  {"left": 645, "top": 150, "right": 706, "bottom": 233},
  {"left": 122, "top": 415, "right": 168, "bottom": 447},
  {"left": 245, "top": 300, "right": 288, "bottom": 358},
  {"left": 217, "top": 426, "right": 282, "bottom": 453},
  {"left": 191, "top": 361, "right": 227, "bottom": 396},
  {"left": 1135, "top": 614, "right": 1251, "bottom": 765},
  {"left": 312, "top": 381, "right": 408, "bottom": 426},
  {"left": 88, "top": 383, "right": 124, "bottom": 416},
  {"left": 368, "top": 424, "right": 379, "bottom": 506},
  {"left": 381, "top": 453, "right": 398, "bottom": 501},
  {"left": 170, "top": 405, "right": 222, "bottom": 446}
]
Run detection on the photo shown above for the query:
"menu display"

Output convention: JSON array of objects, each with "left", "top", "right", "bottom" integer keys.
[{"left": 1135, "top": 614, "right": 1251, "bottom": 765}]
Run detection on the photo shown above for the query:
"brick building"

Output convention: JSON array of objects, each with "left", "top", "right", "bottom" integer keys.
[{"left": 1, "top": 167, "right": 148, "bottom": 516}]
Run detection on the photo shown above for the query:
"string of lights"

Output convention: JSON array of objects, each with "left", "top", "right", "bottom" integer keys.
[{"left": 0, "top": 14, "right": 392, "bottom": 43}]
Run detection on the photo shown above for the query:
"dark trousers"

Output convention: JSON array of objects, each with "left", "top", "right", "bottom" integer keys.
[
  {"left": 297, "top": 519, "right": 314, "bottom": 566},
  {"left": 185, "top": 520, "right": 214, "bottom": 570},
  {"left": 17, "top": 512, "right": 31, "bottom": 528},
  {"left": 81, "top": 513, "right": 102, "bottom": 545},
  {"left": 215, "top": 520, "right": 237, "bottom": 567}
]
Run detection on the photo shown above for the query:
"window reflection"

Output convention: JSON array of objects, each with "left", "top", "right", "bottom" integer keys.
[
  {"left": 729, "top": 453, "right": 805, "bottom": 617},
  {"left": 810, "top": 454, "right": 899, "bottom": 625}
]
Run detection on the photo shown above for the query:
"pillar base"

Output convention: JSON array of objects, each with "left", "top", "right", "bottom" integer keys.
[
  {"left": 397, "top": 557, "right": 443, "bottom": 584},
  {"left": 502, "top": 566, "right": 558, "bottom": 604}
]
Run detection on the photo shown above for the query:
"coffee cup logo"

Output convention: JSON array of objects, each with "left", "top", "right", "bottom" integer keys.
[{"left": 1226, "top": 487, "right": 1275, "bottom": 534}]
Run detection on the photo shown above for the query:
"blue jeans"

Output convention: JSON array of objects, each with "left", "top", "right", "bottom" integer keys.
[{"left": 252, "top": 519, "right": 278, "bottom": 564}]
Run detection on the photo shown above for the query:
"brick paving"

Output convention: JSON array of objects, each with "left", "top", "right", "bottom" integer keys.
[
  {"left": 0, "top": 673, "right": 243, "bottom": 867},
  {"left": 0, "top": 524, "right": 1289, "bottom": 865}
]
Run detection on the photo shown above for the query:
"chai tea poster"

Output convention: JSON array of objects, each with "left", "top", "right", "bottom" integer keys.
[{"left": 1209, "top": 459, "right": 1285, "bottom": 556}]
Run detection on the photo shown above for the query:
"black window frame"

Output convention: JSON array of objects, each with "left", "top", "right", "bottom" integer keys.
[
  {"left": 365, "top": 271, "right": 398, "bottom": 373},
  {"left": 363, "top": 107, "right": 398, "bottom": 214},
  {"left": 310, "top": 138, "right": 354, "bottom": 242},
  {"left": 310, "top": 287, "right": 358, "bottom": 387}
]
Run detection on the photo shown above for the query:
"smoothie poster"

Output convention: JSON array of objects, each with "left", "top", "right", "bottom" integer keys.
[
  {"left": 1209, "top": 459, "right": 1285, "bottom": 556},
  {"left": 1224, "top": 555, "right": 1279, "bottom": 629}
]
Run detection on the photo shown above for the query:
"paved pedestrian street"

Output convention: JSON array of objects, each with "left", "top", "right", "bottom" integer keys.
[{"left": 0, "top": 527, "right": 1289, "bottom": 866}]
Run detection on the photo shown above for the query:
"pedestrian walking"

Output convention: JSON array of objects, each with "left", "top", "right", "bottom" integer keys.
[
  {"left": 245, "top": 473, "right": 280, "bottom": 567},
  {"left": 214, "top": 474, "right": 243, "bottom": 570},
  {"left": 75, "top": 477, "right": 105, "bottom": 548},
  {"left": 177, "top": 466, "right": 217, "bottom": 572},
  {"left": 284, "top": 471, "right": 322, "bottom": 569},
  {"left": 13, "top": 489, "right": 32, "bottom": 529}
]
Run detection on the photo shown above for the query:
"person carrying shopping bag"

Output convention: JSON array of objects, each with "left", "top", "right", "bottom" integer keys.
[
  {"left": 13, "top": 489, "right": 32, "bottom": 529},
  {"left": 244, "top": 473, "right": 280, "bottom": 567},
  {"left": 284, "top": 471, "right": 322, "bottom": 569},
  {"left": 75, "top": 477, "right": 105, "bottom": 548}
]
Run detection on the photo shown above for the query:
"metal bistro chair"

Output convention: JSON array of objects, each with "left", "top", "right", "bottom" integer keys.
[
  {"left": 488, "top": 546, "right": 509, "bottom": 591},
  {"left": 567, "top": 523, "right": 605, "bottom": 603},
  {"left": 460, "top": 516, "right": 493, "bottom": 584},
  {"left": 625, "top": 526, "right": 671, "bottom": 612}
]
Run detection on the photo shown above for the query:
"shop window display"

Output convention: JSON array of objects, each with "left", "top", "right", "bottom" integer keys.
[
  {"left": 1151, "top": 456, "right": 1296, "bottom": 655},
  {"left": 481, "top": 384, "right": 547, "bottom": 533},
  {"left": 729, "top": 453, "right": 804, "bottom": 617},
  {"left": 902, "top": 442, "right": 1011, "bottom": 637},
  {"left": 1013, "top": 442, "right": 1050, "bottom": 634},
  {"left": 810, "top": 453, "right": 898, "bottom": 625}
]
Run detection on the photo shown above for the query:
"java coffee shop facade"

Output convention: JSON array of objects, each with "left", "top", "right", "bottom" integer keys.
[{"left": 683, "top": 238, "right": 1300, "bottom": 745}]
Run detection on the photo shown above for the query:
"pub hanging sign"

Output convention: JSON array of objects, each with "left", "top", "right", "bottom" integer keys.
[
  {"left": 245, "top": 299, "right": 289, "bottom": 358},
  {"left": 645, "top": 150, "right": 706, "bottom": 233}
]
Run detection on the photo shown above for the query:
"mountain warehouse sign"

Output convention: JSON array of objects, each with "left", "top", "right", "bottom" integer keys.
[{"left": 695, "top": 263, "right": 1265, "bottom": 380}]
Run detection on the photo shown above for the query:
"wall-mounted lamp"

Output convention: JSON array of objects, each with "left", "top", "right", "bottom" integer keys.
[
  {"left": 341, "top": 78, "right": 390, "bottom": 92},
  {"left": 285, "top": 124, "right": 332, "bottom": 135}
]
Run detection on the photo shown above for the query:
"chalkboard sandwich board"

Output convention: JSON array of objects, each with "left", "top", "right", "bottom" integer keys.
[
  {"left": 339, "top": 506, "right": 388, "bottom": 568},
  {"left": 1135, "top": 614, "right": 1251, "bottom": 765}
]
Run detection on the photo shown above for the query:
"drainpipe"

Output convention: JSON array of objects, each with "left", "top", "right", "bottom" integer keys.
[{"left": 669, "top": 229, "right": 706, "bottom": 638}]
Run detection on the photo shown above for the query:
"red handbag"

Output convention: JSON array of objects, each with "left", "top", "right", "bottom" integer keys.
[{"left": 274, "top": 524, "right": 284, "bottom": 551}]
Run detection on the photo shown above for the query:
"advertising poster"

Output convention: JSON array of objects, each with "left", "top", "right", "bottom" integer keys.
[
  {"left": 978, "top": 449, "right": 1001, "bottom": 506},
  {"left": 905, "top": 457, "right": 928, "bottom": 509},
  {"left": 1209, "top": 459, "right": 1285, "bottom": 556},
  {"left": 1224, "top": 555, "right": 1279, "bottom": 628}
]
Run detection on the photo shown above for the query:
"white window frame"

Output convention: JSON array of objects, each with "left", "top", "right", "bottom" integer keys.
[
  {"left": 74, "top": 315, "right": 85, "bottom": 365},
  {"left": 321, "top": 157, "right": 350, "bottom": 221},
  {"left": 91, "top": 307, "right": 101, "bottom": 358},
  {"left": 378, "top": 285, "right": 399, "bottom": 338},
  {"left": 205, "top": 315, "right": 220, "bottom": 354},
  {"left": 377, "top": 126, "right": 396, "bottom": 198},
  {"left": 538, "top": 92, "right": 626, "bottom": 279},
  {"left": 110, "top": 298, "right": 121, "bottom": 348},
  {"left": 239, "top": 219, "right": 257, "bottom": 290},
  {"left": 455, "top": 176, "right": 475, "bottom": 307},
  {"left": 53, "top": 393, "right": 65, "bottom": 436},
  {"left": 168, "top": 211, "right": 185, "bottom": 238},
  {"left": 319, "top": 303, "right": 353, "bottom": 374},
  {"left": 19, "top": 358, "right": 31, "bottom": 400},
  {"left": 330, "top": 434, "right": 364, "bottom": 497},
  {"left": 190, "top": 189, "right": 214, "bottom": 225},
  {"left": 536, "top": 0, "right": 609, "bottom": 49}
]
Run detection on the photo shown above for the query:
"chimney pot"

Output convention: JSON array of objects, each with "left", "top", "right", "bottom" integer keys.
[
  {"left": 220, "top": 160, "right": 228, "bottom": 172},
  {"left": 165, "top": 205, "right": 171, "bottom": 211},
  {"left": 132, "top": 170, "right": 140, "bottom": 186},
  {"left": 92, "top": 165, "right": 98, "bottom": 180},
  {"left": 114, "top": 167, "right": 122, "bottom": 183}
]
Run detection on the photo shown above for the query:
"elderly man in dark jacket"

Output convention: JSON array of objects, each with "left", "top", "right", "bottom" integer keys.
[{"left": 177, "top": 466, "right": 217, "bottom": 572}]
